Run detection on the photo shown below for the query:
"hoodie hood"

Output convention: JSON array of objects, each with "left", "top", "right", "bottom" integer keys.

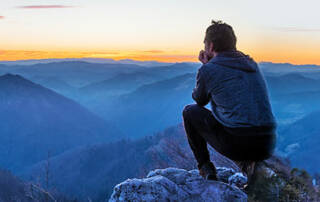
[{"left": 208, "top": 50, "right": 258, "bottom": 72}]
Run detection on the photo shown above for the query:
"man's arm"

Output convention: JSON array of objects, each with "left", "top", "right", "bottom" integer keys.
[{"left": 192, "top": 67, "right": 210, "bottom": 106}]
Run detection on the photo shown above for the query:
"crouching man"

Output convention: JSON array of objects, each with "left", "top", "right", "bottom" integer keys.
[{"left": 182, "top": 20, "right": 277, "bottom": 186}]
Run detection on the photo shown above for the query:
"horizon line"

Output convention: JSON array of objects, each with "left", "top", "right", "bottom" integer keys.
[
  {"left": 0, "top": 57, "right": 319, "bottom": 67},
  {"left": 1, "top": 49, "right": 319, "bottom": 65}
]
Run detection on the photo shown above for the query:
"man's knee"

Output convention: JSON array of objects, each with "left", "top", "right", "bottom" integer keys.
[{"left": 183, "top": 104, "right": 196, "bottom": 117}]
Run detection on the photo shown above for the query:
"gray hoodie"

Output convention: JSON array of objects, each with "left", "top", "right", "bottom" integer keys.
[{"left": 192, "top": 50, "right": 277, "bottom": 129}]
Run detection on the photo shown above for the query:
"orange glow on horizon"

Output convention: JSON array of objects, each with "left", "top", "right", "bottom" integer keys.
[
  {"left": 0, "top": 49, "right": 319, "bottom": 65},
  {"left": 0, "top": 50, "right": 198, "bottom": 63}
]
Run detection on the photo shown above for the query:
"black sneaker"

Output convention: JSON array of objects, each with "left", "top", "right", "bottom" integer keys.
[{"left": 199, "top": 161, "right": 218, "bottom": 181}]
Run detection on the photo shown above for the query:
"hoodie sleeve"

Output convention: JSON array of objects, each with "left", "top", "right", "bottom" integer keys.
[{"left": 192, "top": 67, "right": 210, "bottom": 106}]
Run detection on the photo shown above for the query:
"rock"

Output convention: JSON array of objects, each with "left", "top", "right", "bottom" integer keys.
[
  {"left": 108, "top": 167, "right": 247, "bottom": 202},
  {"left": 228, "top": 173, "right": 248, "bottom": 188},
  {"left": 216, "top": 167, "right": 236, "bottom": 183}
]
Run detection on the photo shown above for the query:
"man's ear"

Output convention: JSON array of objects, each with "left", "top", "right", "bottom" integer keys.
[{"left": 209, "top": 42, "right": 214, "bottom": 52}]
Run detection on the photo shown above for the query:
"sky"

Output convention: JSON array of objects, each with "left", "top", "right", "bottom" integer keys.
[{"left": 0, "top": 0, "right": 319, "bottom": 64}]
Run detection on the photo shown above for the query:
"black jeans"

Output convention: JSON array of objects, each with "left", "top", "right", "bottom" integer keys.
[{"left": 182, "top": 104, "right": 276, "bottom": 169}]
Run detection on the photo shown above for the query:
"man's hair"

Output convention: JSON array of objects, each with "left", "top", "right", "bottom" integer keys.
[{"left": 204, "top": 20, "right": 237, "bottom": 52}]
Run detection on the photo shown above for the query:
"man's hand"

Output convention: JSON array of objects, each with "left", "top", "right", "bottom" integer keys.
[{"left": 198, "top": 50, "right": 211, "bottom": 64}]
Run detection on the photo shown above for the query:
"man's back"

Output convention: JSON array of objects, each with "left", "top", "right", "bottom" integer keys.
[{"left": 193, "top": 50, "right": 277, "bottom": 129}]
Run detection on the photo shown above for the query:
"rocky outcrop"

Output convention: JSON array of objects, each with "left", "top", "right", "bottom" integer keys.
[{"left": 108, "top": 167, "right": 247, "bottom": 202}]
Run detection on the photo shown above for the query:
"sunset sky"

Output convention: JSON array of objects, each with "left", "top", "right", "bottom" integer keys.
[{"left": 0, "top": 0, "right": 319, "bottom": 64}]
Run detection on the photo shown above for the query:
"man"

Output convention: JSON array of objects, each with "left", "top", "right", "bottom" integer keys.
[{"left": 182, "top": 20, "right": 277, "bottom": 184}]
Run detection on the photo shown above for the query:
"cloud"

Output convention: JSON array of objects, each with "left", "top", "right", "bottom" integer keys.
[
  {"left": 0, "top": 16, "right": 4, "bottom": 19},
  {"left": 143, "top": 50, "right": 165, "bottom": 53},
  {"left": 17, "top": 5, "right": 74, "bottom": 9},
  {"left": 273, "top": 27, "right": 320, "bottom": 32}
]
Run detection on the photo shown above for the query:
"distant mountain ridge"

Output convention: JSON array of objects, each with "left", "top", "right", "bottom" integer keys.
[
  {"left": 79, "top": 63, "right": 197, "bottom": 95},
  {"left": 0, "top": 61, "right": 148, "bottom": 87},
  {"left": 278, "top": 109, "right": 320, "bottom": 174},
  {"left": 0, "top": 58, "right": 176, "bottom": 67},
  {"left": 1, "top": 58, "right": 319, "bottom": 69},
  {"left": 0, "top": 73, "right": 123, "bottom": 171},
  {"left": 95, "top": 73, "right": 196, "bottom": 137},
  {"left": 260, "top": 62, "right": 320, "bottom": 79}
]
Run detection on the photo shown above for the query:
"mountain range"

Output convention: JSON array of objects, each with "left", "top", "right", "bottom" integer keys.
[
  {"left": 0, "top": 73, "right": 122, "bottom": 171},
  {"left": 0, "top": 59, "right": 319, "bottom": 200},
  {"left": 21, "top": 123, "right": 239, "bottom": 201}
]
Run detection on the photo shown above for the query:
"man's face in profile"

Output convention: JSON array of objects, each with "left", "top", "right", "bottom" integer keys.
[
  {"left": 203, "top": 39, "right": 214, "bottom": 59},
  {"left": 203, "top": 38, "right": 209, "bottom": 53}
]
